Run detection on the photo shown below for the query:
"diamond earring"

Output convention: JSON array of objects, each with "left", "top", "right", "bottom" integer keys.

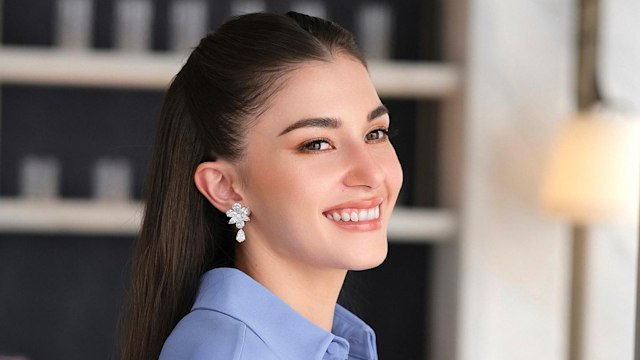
[{"left": 226, "top": 202, "right": 250, "bottom": 243}]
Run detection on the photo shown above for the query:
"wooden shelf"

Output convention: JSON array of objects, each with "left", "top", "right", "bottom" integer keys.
[
  {"left": 388, "top": 207, "right": 456, "bottom": 242},
  {"left": 0, "top": 199, "right": 143, "bottom": 236},
  {"left": 0, "top": 46, "right": 461, "bottom": 98},
  {"left": 0, "top": 198, "right": 456, "bottom": 242}
]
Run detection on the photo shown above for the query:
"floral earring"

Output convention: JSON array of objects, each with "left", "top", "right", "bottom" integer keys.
[{"left": 226, "top": 203, "right": 250, "bottom": 243}]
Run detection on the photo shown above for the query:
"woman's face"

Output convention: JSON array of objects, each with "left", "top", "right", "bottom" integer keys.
[{"left": 238, "top": 54, "right": 403, "bottom": 271}]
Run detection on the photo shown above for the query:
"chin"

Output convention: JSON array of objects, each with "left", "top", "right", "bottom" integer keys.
[{"left": 346, "top": 239, "right": 388, "bottom": 271}]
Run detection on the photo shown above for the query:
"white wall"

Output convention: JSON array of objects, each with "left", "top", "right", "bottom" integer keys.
[
  {"left": 456, "top": 0, "right": 640, "bottom": 359},
  {"left": 583, "top": 0, "right": 640, "bottom": 358},
  {"left": 458, "top": 0, "right": 575, "bottom": 359}
]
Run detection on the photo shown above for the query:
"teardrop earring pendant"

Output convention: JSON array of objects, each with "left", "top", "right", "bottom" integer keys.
[{"left": 226, "top": 202, "right": 251, "bottom": 243}]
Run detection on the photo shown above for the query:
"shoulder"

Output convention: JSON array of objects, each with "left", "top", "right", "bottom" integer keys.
[{"left": 159, "top": 309, "right": 280, "bottom": 360}]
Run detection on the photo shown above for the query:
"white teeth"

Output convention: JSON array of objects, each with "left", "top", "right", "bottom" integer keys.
[
  {"left": 367, "top": 208, "right": 375, "bottom": 220},
  {"left": 325, "top": 206, "right": 380, "bottom": 222}
]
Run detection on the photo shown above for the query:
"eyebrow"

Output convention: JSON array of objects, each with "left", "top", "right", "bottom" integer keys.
[
  {"left": 278, "top": 104, "right": 389, "bottom": 136},
  {"left": 368, "top": 104, "right": 389, "bottom": 121}
]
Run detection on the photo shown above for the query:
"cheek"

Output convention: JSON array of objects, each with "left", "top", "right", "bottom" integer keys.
[
  {"left": 379, "top": 147, "right": 404, "bottom": 198},
  {"left": 243, "top": 152, "right": 331, "bottom": 213}
]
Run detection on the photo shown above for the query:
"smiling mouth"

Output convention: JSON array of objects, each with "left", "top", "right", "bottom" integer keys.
[{"left": 323, "top": 205, "right": 380, "bottom": 223}]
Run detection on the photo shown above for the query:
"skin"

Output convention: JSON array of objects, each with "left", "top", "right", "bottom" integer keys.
[{"left": 195, "top": 53, "right": 403, "bottom": 331}]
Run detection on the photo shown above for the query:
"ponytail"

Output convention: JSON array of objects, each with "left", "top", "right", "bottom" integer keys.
[{"left": 119, "top": 74, "right": 233, "bottom": 360}]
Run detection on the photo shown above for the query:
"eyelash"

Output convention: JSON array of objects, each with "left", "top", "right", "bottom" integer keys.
[{"left": 298, "top": 127, "right": 392, "bottom": 153}]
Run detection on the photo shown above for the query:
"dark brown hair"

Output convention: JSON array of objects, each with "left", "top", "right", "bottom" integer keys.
[{"left": 119, "top": 12, "right": 364, "bottom": 360}]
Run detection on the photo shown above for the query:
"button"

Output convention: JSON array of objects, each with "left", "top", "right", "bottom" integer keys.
[{"left": 327, "top": 342, "right": 341, "bottom": 355}]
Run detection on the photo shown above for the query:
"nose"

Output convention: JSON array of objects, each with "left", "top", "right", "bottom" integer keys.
[{"left": 342, "top": 143, "right": 386, "bottom": 189}]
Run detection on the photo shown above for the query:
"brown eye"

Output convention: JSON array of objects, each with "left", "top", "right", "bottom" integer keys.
[
  {"left": 300, "top": 139, "right": 333, "bottom": 152},
  {"left": 365, "top": 128, "right": 389, "bottom": 142}
]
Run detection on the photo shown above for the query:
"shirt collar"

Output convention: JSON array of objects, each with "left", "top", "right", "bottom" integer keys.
[
  {"left": 333, "top": 306, "right": 378, "bottom": 360},
  {"left": 192, "top": 267, "right": 377, "bottom": 360}
]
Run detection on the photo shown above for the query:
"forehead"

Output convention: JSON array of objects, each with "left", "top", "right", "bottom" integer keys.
[{"left": 254, "top": 54, "right": 381, "bottom": 129}]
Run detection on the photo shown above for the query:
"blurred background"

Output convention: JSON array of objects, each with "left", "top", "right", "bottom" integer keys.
[{"left": 0, "top": 0, "right": 638, "bottom": 359}]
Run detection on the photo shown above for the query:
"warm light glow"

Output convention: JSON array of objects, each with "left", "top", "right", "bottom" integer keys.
[{"left": 541, "top": 109, "right": 640, "bottom": 224}]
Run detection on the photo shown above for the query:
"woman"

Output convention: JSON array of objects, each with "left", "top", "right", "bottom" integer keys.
[{"left": 120, "top": 11, "right": 402, "bottom": 360}]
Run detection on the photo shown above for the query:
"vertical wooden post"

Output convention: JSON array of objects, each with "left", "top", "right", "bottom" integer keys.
[
  {"left": 635, "top": 215, "right": 640, "bottom": 360},
  {"left": 570, "top": 0, "right": 599, "bottom": 358},
  {"left": 577, "top": 0, "right": 600, "bottom": 111},
  {"left": 569, "top": 225, "right": 587, "bottom": 360}
]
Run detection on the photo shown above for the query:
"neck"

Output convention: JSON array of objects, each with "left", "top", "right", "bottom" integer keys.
[{"left": 235, "top": 246, "right": 346, "bottom": 332}]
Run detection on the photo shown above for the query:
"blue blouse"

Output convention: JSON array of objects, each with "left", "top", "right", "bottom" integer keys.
[{"left": 159, "top": 267, "right": 378, "bottom": 360}]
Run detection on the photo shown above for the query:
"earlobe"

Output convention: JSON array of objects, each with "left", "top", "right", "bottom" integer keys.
[{"left": 194, "top": 161, "right": 243, "bottom": 213}]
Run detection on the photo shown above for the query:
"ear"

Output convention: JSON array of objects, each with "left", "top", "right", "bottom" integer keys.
[{"left": 194, "top": 161, "right": 244, "bottom": 213}]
